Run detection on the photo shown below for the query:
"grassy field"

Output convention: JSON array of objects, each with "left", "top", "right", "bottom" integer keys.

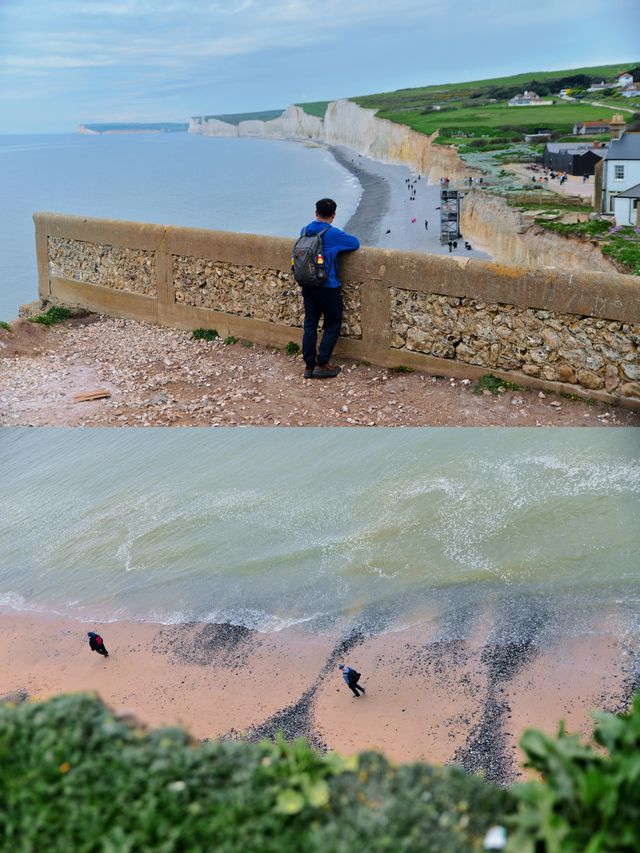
[
  {"left": 199, "top": 109, "right": 285, "bottom": 125},
  {"left": 296, "top": 62, "right": 639, "bottom": 135},
  {"left": 367, "top": 101, "right": 634, "bottom": 138},
  {"left": 294, "top": 101, "right": 329, "bottom": 118},
  {"left": 350, "top": 63, "right": 638, "bottom": 107}
]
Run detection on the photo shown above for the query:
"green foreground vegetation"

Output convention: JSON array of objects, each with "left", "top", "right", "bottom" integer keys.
[
  {"left": 28, "top": 305, "right": 73, "bottom": 326},
  {"left": 1, "top": 692, "right": 639, "bottom": 852}
]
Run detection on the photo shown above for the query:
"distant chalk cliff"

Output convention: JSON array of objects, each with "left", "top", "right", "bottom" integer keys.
[{"left": 189, "top": 100, "right": 472, "bottom": 182}]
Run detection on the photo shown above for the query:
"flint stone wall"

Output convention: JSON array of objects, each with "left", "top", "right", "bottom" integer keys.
[
  {"left": 172, "top": 255, "right": 362, "bottom": 337},
  {"left": 391, "top": 290, "right": 640, "bottom": 395},
  {"left": 34, "top": 213, "right": 640, "bottom": 408},
  {"left": 48, "top": 237, "right": 155, "bottom": 296}
]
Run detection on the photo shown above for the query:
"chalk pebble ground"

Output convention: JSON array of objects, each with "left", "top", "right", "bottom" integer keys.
[{"left": 1, "top": 317, "right": 637, "bottom": 427}]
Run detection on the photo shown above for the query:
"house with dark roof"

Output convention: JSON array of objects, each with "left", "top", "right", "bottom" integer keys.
[
  {"left": 599, "top": 132, "right": 640, "bottom": 221},
  {"left": 543, "top": 142, "right": 607, "bottom": 176}
]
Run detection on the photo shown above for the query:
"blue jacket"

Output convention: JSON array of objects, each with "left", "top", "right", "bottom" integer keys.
[
  {"left": 342, "top": 667, "right": 352, "bottom": 686},
  {"left": 301, "top": 221, "right": 360, "bottom": 288}
]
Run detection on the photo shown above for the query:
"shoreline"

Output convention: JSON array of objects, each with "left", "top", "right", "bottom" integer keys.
[
  {"left": 1, "top": 605, "right": 634, "bottom": 784},
  {"left": 327, "top": 143, "right": 491, "bottom": 260}
]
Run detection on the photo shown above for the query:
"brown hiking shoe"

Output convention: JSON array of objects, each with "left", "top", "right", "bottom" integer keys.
[{"left": 312, "top": 363, "right": 342, "bottom": 379}]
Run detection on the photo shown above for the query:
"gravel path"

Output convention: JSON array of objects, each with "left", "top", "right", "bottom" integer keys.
[{"left": 2, "top": 317, "right": 636, "bottom": 427}]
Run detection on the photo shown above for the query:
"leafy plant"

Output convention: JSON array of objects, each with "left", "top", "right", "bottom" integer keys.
[
  {"left": 474, "top": 374, "right": 522, "bottom": 395},
  {"left": 507, "top": 693, "right": 640, "bottom": 852},
  {"left": 0, "top": 321, "right": 11, "bottom": 331},
  {"left": 242, "top": 340, "right": 253, "bottom": 348},
  {"left": 285, "top": 341, "right": 301, "bottom": 356},
  {"left": 28, "top": 305, "right": 72, "bottom": 325},
  {"left": 224, "top": 335, "right": 239, "bottom": 345},
  {"left": 390, "top": 365, "right": 415, "bottom": 373},
  {"left": 192, "top": 328, "right": 219, "bottom": 341},
  {"left": 0, "top": 693, "right": 512, "bottom": 852},
  {"left": 601, "top": 227, "right": 640, "bottom": 275}
]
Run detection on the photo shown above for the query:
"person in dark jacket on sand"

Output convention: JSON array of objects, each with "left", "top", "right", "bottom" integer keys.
[
  {"left": 339, "top": 663, "right": 365, "bottom": 698},
  {"left": 87, "top": 631, "right": 109, "bottom": 658}
]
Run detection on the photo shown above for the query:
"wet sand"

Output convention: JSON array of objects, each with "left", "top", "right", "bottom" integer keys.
[
  {"left": 330, "top": 144, "right": 491, "bottom": 260},
  {"left": 1, "top": 606, "right": 634, "bottom": 784}
]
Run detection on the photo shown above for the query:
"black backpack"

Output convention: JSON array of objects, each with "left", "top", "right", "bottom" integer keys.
[{"left": 291, "top": 225, "right": 331, "bottom": 287}]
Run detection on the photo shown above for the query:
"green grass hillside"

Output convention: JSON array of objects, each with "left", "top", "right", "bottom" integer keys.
[
  {"left": 351, "top": 63, "right": 636, "bottom": 107},
  {"left": 297, "top": 62, "right": 639, "bottom": 138}
]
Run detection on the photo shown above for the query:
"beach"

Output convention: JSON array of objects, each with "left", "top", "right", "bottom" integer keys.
[
  {"left": 330, "top": 144, "right": 490, "bottom": 259},
  {"left": 0, "top": 606, "right": 632, "bottom": 785}
]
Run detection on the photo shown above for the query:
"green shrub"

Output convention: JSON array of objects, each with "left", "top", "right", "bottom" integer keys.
[
  {"left": 601, "top": 227, "right": 640, "bottom": 275},
  {"left": 28, "top": 306, "right": 72, "bottom": 326},
  {"left": 0, "top": 321, "right": 11, "bottom": 332},
  {"left": 224, "top": 335, "right": 239, "bottom": 345},
  {"left": 507, "top": 693, "right": 640, "bottom": 852},
  {"left": 242, "top": 340, "right": 254, "bottom": 348},
  {"left": 192, "top": 328, "right": 219, "bottom": 341},
  {"left": 0, "top": 693, "right": 512, "bottom": 852},
  {"left": 390, "top": 365, "right": 415, "bottom": 373},
  {"left": 285, "top": 341, "right": 301, "bottom": 356},
  {"left": 474, "top": 374, "right": 522, "bottom": 395}
]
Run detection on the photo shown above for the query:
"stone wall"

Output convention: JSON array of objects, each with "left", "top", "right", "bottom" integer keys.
[
  {"left": 172, "top": 254, "right": 362, "bottom": 337},
  {"left": 391, "top": 289, "right": 639, "bottom": 396},
  {"left": 34, "top": 212, "right": 640, "bottom": 408},
  {"left": 48, "top": 236, "right": 156, "bottom": 295}
]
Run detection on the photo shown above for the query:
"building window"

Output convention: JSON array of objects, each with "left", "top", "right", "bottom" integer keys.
[{"left": 614, "top": 165, "right": 625, "bottom": 180}]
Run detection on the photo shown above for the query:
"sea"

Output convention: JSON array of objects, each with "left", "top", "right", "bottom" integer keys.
[
  {"left": 2, "top": 428, "right": 639, "bottom": 640},
  {"left": 0, "top": 132, "right": 361, "bottom": 320}
]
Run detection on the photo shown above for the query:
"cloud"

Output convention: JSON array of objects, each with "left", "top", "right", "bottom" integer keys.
[{"left": 0, "top": 55, "right": 117, "bottom": 69}]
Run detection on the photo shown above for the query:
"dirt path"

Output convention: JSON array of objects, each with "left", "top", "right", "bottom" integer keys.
[{"left": 1, "top": 316, "right": 637, "bottom": 427}]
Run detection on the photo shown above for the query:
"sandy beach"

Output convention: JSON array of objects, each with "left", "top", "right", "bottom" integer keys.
[{"left": 1, "top": 605, "right": 634, "bottom": 785}]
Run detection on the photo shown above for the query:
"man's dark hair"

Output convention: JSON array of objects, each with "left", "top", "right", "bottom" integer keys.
[{"left": 316, "top": 198, "right": 337, "bottom": 218}]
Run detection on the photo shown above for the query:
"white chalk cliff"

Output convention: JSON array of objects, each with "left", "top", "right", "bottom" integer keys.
[{"left": 189, "top": 100, "right": 473, "bottom": 182}]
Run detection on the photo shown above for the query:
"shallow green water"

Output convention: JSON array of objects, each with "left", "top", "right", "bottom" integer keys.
[{"left": 1, "top": 428, "right": 638, "bottom": 636}]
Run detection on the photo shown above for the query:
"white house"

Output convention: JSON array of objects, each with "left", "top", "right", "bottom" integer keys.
[
  {"left": 508, "top": 90, "right": 554, "bottom": 106},
  {"left": 587, "top": 80, "right": 609, "bottom": 92},
  {"left": 621, "top": 83, "right": 640, "bottom": 98},
  {"left": 616, "top": 71, "right": 634, "bottom": 87},
  {"left": 613, "top": 183, "right": 640, "bottom": 226},
  {"left": 601, "top": 133, "right": 640, "bottom": 222}
]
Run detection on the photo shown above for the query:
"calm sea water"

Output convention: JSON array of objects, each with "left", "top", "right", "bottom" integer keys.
[
  {"left": 0, "top": 132, "right": 361, "bottom": 319},
  {"left": 2, "top": 428, "right": 638, "bottom": 636}
]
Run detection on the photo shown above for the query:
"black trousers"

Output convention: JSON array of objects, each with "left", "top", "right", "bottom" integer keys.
[
  {"left": 301, "top": 286, "right": 343, "bottom": 369},
  {"left": 348, "top": 677, "right": 365, "bottom": 697}
]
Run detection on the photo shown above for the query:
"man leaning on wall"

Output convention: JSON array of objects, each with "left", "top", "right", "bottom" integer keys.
[{"left": 299, "top": 198, "right": 360, "bottom": 379}]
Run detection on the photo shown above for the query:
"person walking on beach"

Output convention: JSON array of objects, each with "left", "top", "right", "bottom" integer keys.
[
  {"left": 424, "top": 219, "right": 428, "bottom": 231},
  {"left": 298, "top": 198, "right": 360, "bottom": 379},
  {"left": 87, "top": 631, "right": 109, "bottom": 658},
  {"left": 339, "top": 663, "right": 366, "bottom": 698}
]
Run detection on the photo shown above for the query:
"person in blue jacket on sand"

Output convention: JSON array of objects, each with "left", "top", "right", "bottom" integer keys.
[
  {"left": 300, "top": 198, "right": 360, "bottom": 380},
  {"left": 339, "top": 662, "right": 366, "bottom": 698}
]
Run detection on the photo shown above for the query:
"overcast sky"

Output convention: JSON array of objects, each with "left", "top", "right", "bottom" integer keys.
[{"left": 0, "top": 0, "right": 638, "bottom": 133}]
